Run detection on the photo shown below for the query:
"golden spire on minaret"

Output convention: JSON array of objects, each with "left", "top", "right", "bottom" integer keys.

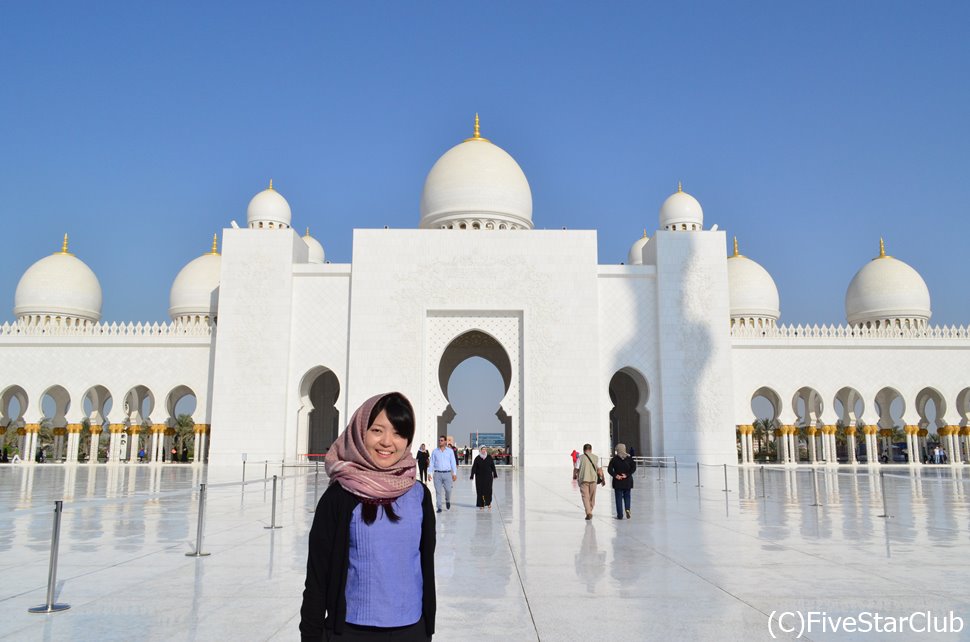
[
  {"left": 57, "top": 234, "right": 72, "bottom": 256},
  {"left": 208, "top": 234, "right": 219, "bottom": 255},
  {"left": 878, "top": 237, "right": 887, "bottom": 258},
  {"left": 732, "top": 236, "right": 740, "bottom": 257},
  {"left": 677, "top": 181, "right": 683, "bottom": 193},
  {"left": 464, "top": 113, "right": 490, "bottom": 142},
  {"left": 269, "top": 179, "right": 274, "bottom": 191}
]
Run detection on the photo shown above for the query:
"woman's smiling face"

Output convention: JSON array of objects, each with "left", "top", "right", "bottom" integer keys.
[{"left": 364, "top": 409, "right": 409, "bottom": 468}]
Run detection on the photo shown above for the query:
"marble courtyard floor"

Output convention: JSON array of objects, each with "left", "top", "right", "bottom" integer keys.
[{"left": 2, "top": 462, "right": 970, "bottom": 641}]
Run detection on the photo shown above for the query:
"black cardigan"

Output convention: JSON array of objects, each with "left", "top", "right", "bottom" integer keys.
[
  {"left": 299, "top": 482, "right": 436, "bottom": 640},
  {"left": 607, "top": 455, "right": 637, "bottom": 490}
]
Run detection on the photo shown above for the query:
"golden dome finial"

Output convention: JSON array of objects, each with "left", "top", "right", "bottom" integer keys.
[
  {"left": 464, "top": 113, "right": 490, "bottom": 142},
  {"left": 58, "top": 234, "right": 72, "bottom": 255},
  {"left": 268, "top": 178, "right": 274, "bottom": 191},
  {"left": 732, "top": 236, "right": 739, "bottom": 257},
  {"left": 677, "top": 180, "right": 683, "bottom": 193},
  {"left": 642, "top": 229, "right": 648, "bottom": 239},
  {"left": 879, "top": 237, "right": 886, "bottom": 258},
  {"left": 208, "top": 234, "right": 219, "bottom": 255},
  {"left": 304, "top": 227, "right": 310, "bottom": 238}
]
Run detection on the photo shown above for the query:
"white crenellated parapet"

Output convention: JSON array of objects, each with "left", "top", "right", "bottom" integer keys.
[
  {"left": 0, "top": 320, "right": 213, "bottom": 338},
  {"left": 732, "top": 323, "right": 970, "bottom": 340}
]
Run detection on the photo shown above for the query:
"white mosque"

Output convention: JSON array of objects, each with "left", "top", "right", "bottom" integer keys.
[{"left": 2, "top": 116, "right": 969, "bottom": 469}]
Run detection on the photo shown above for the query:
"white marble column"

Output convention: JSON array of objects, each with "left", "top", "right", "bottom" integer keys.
[{"left": 89, "top": 430, "right": 101, "bottom": 464}]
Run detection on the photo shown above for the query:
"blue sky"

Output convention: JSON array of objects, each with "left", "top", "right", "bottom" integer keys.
[{"left": 2, "top": 2, "right": 968, "bottom": 443}]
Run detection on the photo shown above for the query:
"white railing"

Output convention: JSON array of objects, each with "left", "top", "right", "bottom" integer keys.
[
  {"left": 732, "top": 323, "right": 970, "bottom": 340},
  {"left": 0, "top": 320, "right": 213, "bottom": 338}
]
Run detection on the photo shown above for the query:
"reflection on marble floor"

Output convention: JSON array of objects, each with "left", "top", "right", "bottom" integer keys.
[{"left": 2, "top": 463, "right": 970, "bottom": 641}]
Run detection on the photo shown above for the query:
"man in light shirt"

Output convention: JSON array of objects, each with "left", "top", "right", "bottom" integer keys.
[{"left": 430, "top": 435, "right": 458, "bottom": 512}]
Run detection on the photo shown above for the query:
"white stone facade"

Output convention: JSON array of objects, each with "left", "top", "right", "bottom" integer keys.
[{"left": 3, "top": 123, "right": 969, "bottom": 469}]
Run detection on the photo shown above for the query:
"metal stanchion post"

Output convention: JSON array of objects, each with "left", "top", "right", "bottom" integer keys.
[
  {"left": 242, "top": 460, "right": 247, "bottom": 485},
  {"left": 722, "top": 463, "right": 731, "bottom": 492},
  {"left": 186, "top": 484, "right": 211, "bottom": 557},
  {"left": 29, "top": 501, "right": 70, "bottom": 613},
  {"left": 265, "top": 475, "right": 282, "bottom": 529},
  {"left": 877, "top": 470, "right": 892, "bottom": 518},
  {"left": 673, "top": 459, "right": 679, "bottom": 484},
  {"left": 810, "top": 469, "right": 822, "bottom": 507},
  {"left": 695, "top": 462, "right": 702, "bottom": 487},
  {"left": 760, "top": 465, "right": 766, "bottom": 498},
  {"left": 657, "top": 460, "right": 662, "bottom": 481}
]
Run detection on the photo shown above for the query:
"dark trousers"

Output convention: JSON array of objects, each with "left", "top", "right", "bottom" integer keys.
[
  {"left": 418, "top": 465, "right": 428, "bottom": 483},
  {"left": 327, "top": 617, "right": 430, "bottom": 641},
  {"left": 614, "top": 488, "right": 631, "bottom": 517}
]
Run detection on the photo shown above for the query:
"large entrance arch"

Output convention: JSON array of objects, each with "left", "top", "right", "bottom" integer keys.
[
  {"left": 437, "top": 331, "right": 512, "bottom": 452},
  {"left": 608, "top": 368, "right": 650, "bottom": 456},
  {"left": 299, "top": 367, "right": 341, "bottom": 461},
  {"left": 425, "top": 313, "right": 521, "bottom": 465}
]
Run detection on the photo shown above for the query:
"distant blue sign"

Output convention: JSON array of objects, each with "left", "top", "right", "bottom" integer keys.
[{"left": 472, "top": 432, "right": 505, "bottom": 448}]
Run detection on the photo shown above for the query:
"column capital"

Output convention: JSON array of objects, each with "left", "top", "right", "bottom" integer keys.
[
  {"left": 108, "top": 423, "right": 126, "bottom": 433},
  {"left": 24, "top": 423, "right": 41, "bottom": 433},
  {"left": 194, "top": 423, "right": 209, "bottom": 434},
  {"left": 151, "top": 424, "right": 167, "bottom": 434},
  {"left": 917, "top": 428, "right": 929, "bottom": 437},
  {"left": 844, "top": 426, "right": 857, "bottom": 436},
  {"left": 806, "top": 427, "right": 817, "bottom": 435},
  {"left": 903, "top": 425, "right": 919, "bottom": 434},
  {"left": 67, "top": 423, "right": 83, "bottom": 433}
]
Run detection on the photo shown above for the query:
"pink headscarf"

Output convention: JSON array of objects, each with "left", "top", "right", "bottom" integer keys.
[{"left": 324, "top": 392, "right": 416, "bottom": 504}]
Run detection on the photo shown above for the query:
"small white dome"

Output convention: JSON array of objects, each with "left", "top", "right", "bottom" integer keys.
[
  {"left": 14, "top": 236, "right": 102, "bottom": 325},
  {"left": 845, "top": 240, "right": 931, "bottom": 328},
  {"left": 247, "top": 180, "right": 292, "bottom": 229},
  {"left": 627, "top": 231, "right": 650, "bottom": 265},
  {"left": 169, "top": 236, "right": 221, "bottom": 322},
  {"left": 659, "top": 183, "right": 703, "bottom": 231},
  {"left": 420, "top": 115, "right": 532, "bottom": 231},
  {"left": 727, "top": 239, "right": 780, "bottom": 323},
  {"left": 303, "top": 228, "right": 325, "bottom": 264}
]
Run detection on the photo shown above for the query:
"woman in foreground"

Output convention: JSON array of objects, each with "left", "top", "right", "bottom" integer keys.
[{"left": 300, "top": 392, "right": 436, "bottom": 641}]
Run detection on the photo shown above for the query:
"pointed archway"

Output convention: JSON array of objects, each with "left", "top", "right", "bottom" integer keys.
[{"left": 437, "top": 331, "right": 512, "bottom": 460}]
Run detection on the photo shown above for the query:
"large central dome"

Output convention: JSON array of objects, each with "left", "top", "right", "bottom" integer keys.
[{"left": 419, "top": 115, "right": 533, "bottom": 230}]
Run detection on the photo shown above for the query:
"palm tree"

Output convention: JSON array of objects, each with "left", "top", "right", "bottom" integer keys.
[
  {"left": 752, "top": 417, "right": 777, "bottom": 462},
  {"left": 175, "top": 414, "right": 195, "bottom": 458}
]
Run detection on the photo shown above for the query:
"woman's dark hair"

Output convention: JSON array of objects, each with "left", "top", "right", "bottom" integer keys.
[
  {"left": 362, "top": 392, "right": 415, "bottom": 525},
  {"left": 367, "top": 392, "right": 415, "bottom": 445}
]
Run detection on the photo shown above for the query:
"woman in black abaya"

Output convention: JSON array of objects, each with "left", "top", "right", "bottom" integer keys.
[{"left": 469, "top": 446, "right": 498, "bottom": 510}]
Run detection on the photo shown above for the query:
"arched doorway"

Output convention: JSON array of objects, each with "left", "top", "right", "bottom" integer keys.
[
  {"left": 437, "top": 331, "right": 512, "bottom": 463},
  {"left": 608, "top": 368, "right": 649, "bottom": 456},
  {"left": 300, "top": 367, "right": 340, "bottom": 461},
  {"left": 1, "top": 385, "right": 28, "bottom": 457}
]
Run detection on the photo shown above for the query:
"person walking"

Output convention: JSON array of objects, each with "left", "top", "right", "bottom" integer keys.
[
  {"left": 300, "top": 392, "right": 436, "bottom": 641},
  {"left": 416, "top": 443, "right": 430, "bottom": 483},
  {"left": 469, "top": 446, "right": 498, "bottom": 510},
  {"left": 431, "top": 436, "right": 458, "bottom": 512},
  {"left": 607, "top": 443, "right": 636, "bottom": 520},
  {"left": 573, "top": 443, "right": 603, "bottom": 520}
]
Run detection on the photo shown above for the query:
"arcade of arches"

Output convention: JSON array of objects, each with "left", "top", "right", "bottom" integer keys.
[
  {"left": 0, "top": 383, "right": 208, "bottom": 464},
  {"left": 739, "top": 385, "right": 970, "bottom": 466}
]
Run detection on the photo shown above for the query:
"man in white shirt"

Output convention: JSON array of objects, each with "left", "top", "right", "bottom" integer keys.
[{"left": 430, "top": 436, "right": 458, "bottom": 512}]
